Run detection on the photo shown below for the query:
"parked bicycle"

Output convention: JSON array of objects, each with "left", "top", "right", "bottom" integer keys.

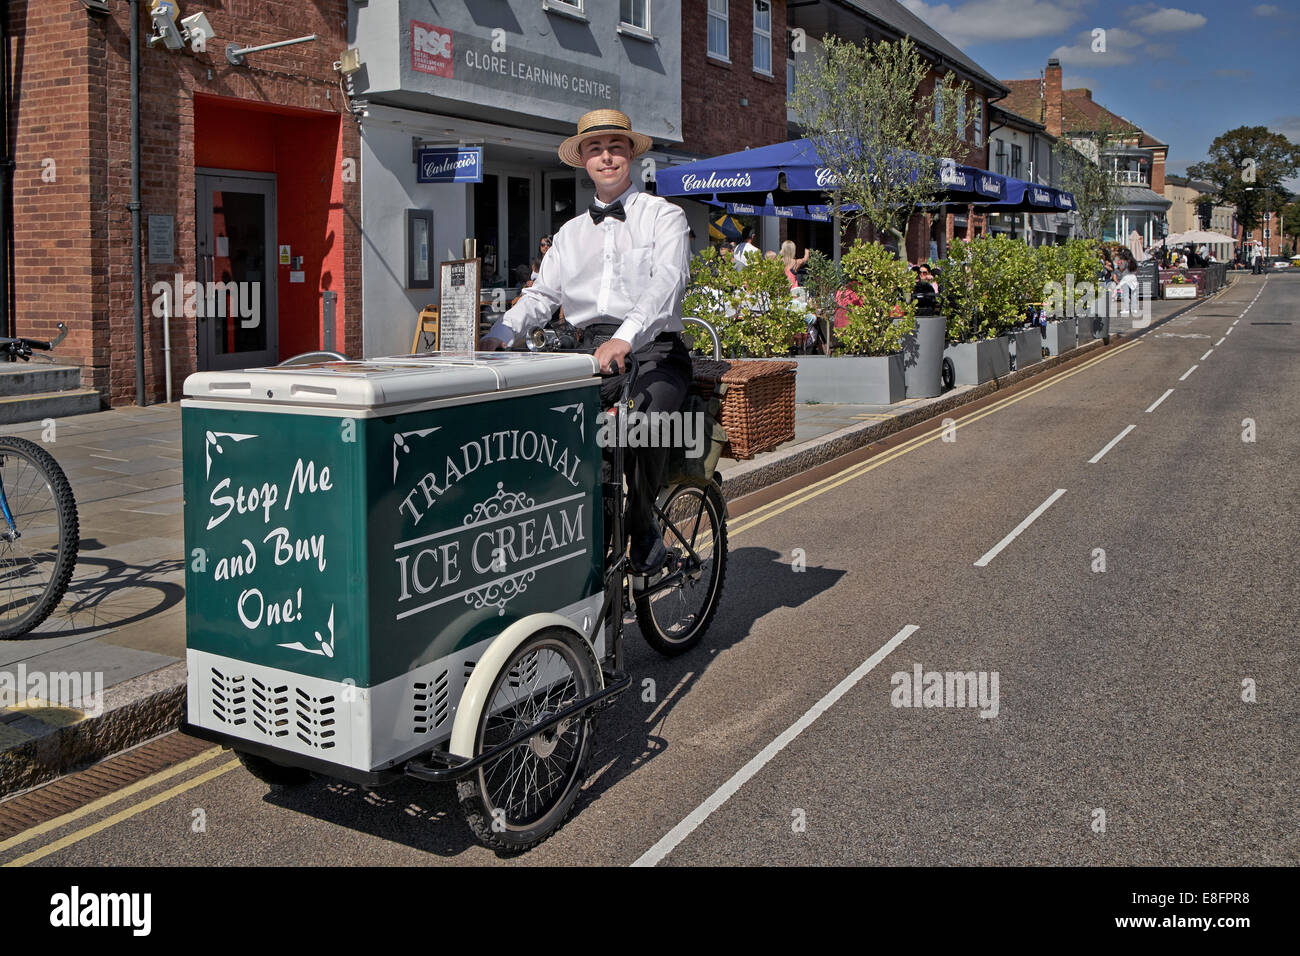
[{"left": 0, "top": 323, "right": 80, "bottom": 638}]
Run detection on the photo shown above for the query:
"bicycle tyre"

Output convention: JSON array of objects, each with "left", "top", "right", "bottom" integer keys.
[
  {"left": 635, "top": 478, "right": 727, "bottom": 657},
  {"left": 0, "top": 436, "right": 79, "bottom": 639}
]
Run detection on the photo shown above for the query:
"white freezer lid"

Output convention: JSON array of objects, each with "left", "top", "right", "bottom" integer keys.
[{"left": 182, "top": 352, "right": 600, "bottom": 410}]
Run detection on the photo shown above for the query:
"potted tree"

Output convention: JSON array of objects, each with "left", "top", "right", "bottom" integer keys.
[
  {"left": 1039, "top": 242, "right": 1080, "bottom": 355},
  {"left": 682, "top": 250, "right": 805, "bottom": 458},
  {"left": 938, "top": 236, "right": 1017, "bottom": 384},
  {"left": 1002, "top": 237, "right": 1044, "bottom": 371},
  {"left": 788, "top": 240, "right": 915, "bottom": 403}
]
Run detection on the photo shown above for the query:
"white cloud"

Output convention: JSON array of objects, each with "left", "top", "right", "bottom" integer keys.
[
  {"left": 1050, "top": 26, "right": 1144, "bottom": 66},
  {"left": 1253, "top": 5, "right": 1281, "bottom": 16},
  {"left": 1131, "top": 7, "right": 1208, "bottom": 31},
  {"left": 1271, "top": 115, "right": 1300, "bottom": 144},
  {"left": 899, "top": 0, "right": 1090, "bottom": 45}
]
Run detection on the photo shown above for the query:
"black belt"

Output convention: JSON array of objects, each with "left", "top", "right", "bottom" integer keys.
[{"left": 576, "top": 322, "right": 682, "bottom": 350}]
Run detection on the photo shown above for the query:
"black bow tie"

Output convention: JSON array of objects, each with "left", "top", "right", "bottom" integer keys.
[{"left": 589, "top": 200, "right": 626, "bottom": 224}]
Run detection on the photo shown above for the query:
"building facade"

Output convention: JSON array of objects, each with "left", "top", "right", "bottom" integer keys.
[
  {"left": 7, "top": 0, "right": 360, "bottom": 406},
  {"left": 782, "top": 0, "right": 1007, "bottom": 263},
  {"left": 1003, "top": 60, "right": 1170, "bottom": 250},
  {"left": 1164, "top": 175, "right": 1236, "bottom": 261},
  {"left": 986, "top": 104, "right": 1072, "bottom": 245},
  {"left": 349, "top": 0, "right": 686, "bottom": 358}
]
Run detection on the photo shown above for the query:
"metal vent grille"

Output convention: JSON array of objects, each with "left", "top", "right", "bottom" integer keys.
[
  {"left": 412, "top": 670, "right": 451, "bottom": 734},
  {"left": 507, "top": 652, "right": 539, "bottom": 689},
  {"left": 295, "top": 689, "right": 337, "bottom": 749},
  {"left": 209, "top": 668, "right": 247, "bottom": 726},
  {"left": 250, "top": 677, "right": 292, "bottom": 738}
]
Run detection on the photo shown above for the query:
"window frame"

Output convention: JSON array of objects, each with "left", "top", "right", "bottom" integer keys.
[
  {"left": 753, "top": 0, "right": 772, "bottom": 76},
  {"left": 707, "top": 0, "right": 730, "bottom": 63},
  {"left": 973, "top": 99, "right": 983, "bottom": 147},
  {"left": 618, "top": 0, "right": 652, "bottom": 38},
  {"left": 543, "top": 0, "right": 587, "bottom": 22}
]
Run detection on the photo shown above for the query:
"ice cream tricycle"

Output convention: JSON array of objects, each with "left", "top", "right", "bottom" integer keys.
[{"left": 181, "top": 350, "right": 726, "bottom": 852}]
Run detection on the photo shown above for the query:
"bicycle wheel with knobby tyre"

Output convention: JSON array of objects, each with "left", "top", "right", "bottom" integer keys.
[
  {"left": 456, "top": 626, "right": 600, "bottom": 853},
  {"left": 635, "top": 477, "right": 727, "bottom": 657},
  {"left": 0, "top": 436, "right": 79, "bottom": 639}
]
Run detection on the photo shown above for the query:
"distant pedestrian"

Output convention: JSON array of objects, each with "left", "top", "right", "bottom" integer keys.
[{"left": 733, "top": 228, "right": 760, "bottom": 268}]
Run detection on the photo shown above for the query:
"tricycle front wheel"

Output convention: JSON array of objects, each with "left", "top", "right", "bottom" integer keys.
[
  {"left": 635, "top": 479, "right": 727, "bottom": 657},
  {"left": 456, "top": 627, "right": 598, "bottom": 853}
]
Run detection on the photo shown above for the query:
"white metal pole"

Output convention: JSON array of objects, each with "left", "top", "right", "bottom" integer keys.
[{"left": 163, "top": 293, "right": 173, "bottom": 403}]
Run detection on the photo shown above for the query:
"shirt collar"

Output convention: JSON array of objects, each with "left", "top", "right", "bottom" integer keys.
[{"left": 593, "top": 182, "right": 638, "bottom": 209}]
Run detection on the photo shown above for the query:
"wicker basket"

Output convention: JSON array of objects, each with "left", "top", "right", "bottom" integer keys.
[{"left": 692, "top": 359, "right": 797, "bottom": 460}]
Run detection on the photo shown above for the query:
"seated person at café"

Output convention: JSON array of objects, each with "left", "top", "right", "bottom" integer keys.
[{"left": 912, "top": 264, "right": 939, "bottom": 315}]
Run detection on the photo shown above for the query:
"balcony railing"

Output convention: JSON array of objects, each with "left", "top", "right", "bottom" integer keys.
[{"left": 1111, "top": 169, "right": 1149, "bottom": 185}]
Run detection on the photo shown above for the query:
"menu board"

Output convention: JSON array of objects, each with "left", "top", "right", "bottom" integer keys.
[{"left": 438, "top": 258, "right": 480, "bottom": 356}]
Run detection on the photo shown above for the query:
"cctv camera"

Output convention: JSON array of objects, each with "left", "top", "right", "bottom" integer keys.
[{"left": 150, "top": 10, "right": 185, "bottom": 51}]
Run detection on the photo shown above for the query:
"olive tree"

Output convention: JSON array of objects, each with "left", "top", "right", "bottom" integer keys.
[{"left": 789, "top": 35, "right": 971, "bottom": 251}]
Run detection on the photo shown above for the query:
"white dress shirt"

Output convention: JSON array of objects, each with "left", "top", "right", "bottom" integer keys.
[
  {"left": 733, "top": 240, "right": 759, "bottom": 269},
  {"left": 487, "top": 183, "right": 689, "bottom": 352}
]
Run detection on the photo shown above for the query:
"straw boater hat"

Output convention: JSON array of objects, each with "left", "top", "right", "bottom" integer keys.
[{"left": 558, "top": 109, "right": 653, "bottom": 168}]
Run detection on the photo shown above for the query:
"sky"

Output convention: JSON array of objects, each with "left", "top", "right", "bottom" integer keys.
[{"left": 899, "top": 0, "right": 1300, "bottom": 189}]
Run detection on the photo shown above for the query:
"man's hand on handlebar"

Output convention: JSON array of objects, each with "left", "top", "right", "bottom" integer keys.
[{"left": 593, "top": 337, "right": 631, "bottom": 375}]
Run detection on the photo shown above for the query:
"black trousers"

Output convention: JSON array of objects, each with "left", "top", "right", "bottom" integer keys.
[{"left": 583, "top": 324, "right": 693, "bottom": 550}]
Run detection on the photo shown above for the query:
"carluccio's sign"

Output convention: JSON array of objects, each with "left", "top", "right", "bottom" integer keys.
[{"left": 182, "top": 365, "right": 602, "bottom": 771}]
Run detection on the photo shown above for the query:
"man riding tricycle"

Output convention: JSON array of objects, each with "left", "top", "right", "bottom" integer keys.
[{"left": 182, "top": 110, "right": 727, "bottom": 852}]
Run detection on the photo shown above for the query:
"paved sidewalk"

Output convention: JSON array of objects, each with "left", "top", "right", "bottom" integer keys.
[{"left": 0, "top": 289, "right": 1222, "bottom": 792}]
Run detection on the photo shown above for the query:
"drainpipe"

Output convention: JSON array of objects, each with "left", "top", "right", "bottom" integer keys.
[
  {"left": 129, "top": 0, "right": 146, "bottom": 405},
  {"left": 0, "top": 0, "right": 12, "bottom": 340}
]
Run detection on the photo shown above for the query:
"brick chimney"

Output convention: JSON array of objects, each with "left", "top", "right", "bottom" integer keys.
[{"left": 1045, "top": 58, "right": 1063, "bottom": 137}]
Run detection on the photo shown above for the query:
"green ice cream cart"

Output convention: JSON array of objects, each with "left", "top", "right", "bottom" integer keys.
[{"left": 182, "top": 351, "right": 727, "bottom": 851}]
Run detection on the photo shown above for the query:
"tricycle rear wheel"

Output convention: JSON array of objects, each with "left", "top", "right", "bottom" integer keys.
[
  {"left": 236, "top": 750, "right": 313, "bottom": 789},
  {"left": 456, "top": 627, "right": 598, "bottom": 853}
]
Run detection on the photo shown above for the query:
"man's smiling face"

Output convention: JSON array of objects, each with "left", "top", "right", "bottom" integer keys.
[{"left": 582, "top": 135, "right": 633, "bottom": 195}]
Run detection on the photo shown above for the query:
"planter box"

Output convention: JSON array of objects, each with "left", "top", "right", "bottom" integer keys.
[
  {"left": 900, "top": 315, "right": 946, "bottom": 398},
  {"left": 1042, "top": 318, "right": 1077, "bottom": 356},
  {"left": 944, "top": 336, "right": 1010, "bottom": 385},
  {"left": 1163, "top": 283, "right": 1197, "bottom": 299},
  {"left": 1010, "top": 328, "right": 1043, "bottom": 370},
  {"left": 787, "top": 353, "right": 905, "bottom": 405},
  {"left": 1078, "top": 310, "right": 1110, "bottom": 343}
]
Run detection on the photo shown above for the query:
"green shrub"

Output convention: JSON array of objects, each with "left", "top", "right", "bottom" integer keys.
[
  {"left": 836, "top": 240, "right": 915, "bottom": 355},
  {"left": 683, "top": 248, "right": 806, "bottom": 357},
  {"left": 939, "top": 235, "right": 1041, "bottom": 342}
]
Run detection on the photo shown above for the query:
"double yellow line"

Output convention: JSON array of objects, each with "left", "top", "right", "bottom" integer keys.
[
  {"left": 1, "top": 747, "right": 238, "bottom": 867},
  {"left": 729, "top": 339, "right": 1142, "bottom": 540}
]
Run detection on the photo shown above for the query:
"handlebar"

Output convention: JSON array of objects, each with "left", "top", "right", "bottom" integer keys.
[
  {"left": 0, "top": 322, "right": 68, "bottom": 360},
  {"left": 516, "top": 328, "right": 640, "bottom": 404}
]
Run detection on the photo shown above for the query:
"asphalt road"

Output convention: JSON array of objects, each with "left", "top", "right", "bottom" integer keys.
[{"left": 4, "top": 273, "right": 1297, "bottom": 867}]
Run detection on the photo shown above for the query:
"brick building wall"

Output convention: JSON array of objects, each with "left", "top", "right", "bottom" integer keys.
[
  {"left": 680, "top": 0, "right": 787, "bottom": 157},
  {"left": 7, "top": 1, "right": 361, "bottom": 407}
]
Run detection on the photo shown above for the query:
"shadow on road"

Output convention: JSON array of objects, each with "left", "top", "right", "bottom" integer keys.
[{"left": 258, "top": 545, "right": 846, "bottom": 858}]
